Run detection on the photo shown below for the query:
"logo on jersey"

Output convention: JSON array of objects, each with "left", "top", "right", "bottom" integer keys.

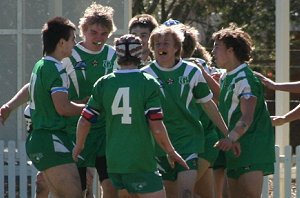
[
  {"left": 30, "top": 153, "right": 43, "bottom": 163},
  {"left": 179, "top": 76, "right": 189, "bottom": 85},
  {"left": 74, "top": 61, "right": 87, "bottom": 70},
  {"left": 132, "top": 182, "right": 147, "bottom": 191},
  {"left": 166, "top": 78, "right": 174, "bottom": 84},
  {"left": 103, "top": 60, "right": 113, "bottom": 69}
]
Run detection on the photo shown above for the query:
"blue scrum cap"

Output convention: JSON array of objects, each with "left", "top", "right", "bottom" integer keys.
[{"left": 163, "top": 19, "right": 181, "bottom": 26}]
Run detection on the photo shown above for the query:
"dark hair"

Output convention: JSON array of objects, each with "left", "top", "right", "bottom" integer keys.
[
  {"left": 128, "top": 14, "right": 159, "bottom": 33},
  {"left": 212, "top": 23, "right": 254, "bottom": 63},
  {"left": 42, "top": 16, "right": 76, "bottom": 55}
]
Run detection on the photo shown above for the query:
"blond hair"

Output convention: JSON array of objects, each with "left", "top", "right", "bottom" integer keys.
[
  {"left": 149, "top": 25, "right": 184, "bottom": 58},
  {"left": 78, "top": 2, "right": 116, "bottom": 38}
]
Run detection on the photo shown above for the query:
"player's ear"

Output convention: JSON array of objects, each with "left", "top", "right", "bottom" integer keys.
[{"left": 57, "top": 38, "right": 66, "bottom": 48}]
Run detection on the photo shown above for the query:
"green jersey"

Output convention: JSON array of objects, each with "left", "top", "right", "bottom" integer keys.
[
  {"left": 85, "top": 69, "right": 163, "bottom": 173},
  {"left": 141, "top": 59, "right": 213, "bottom": 156},
  {"left": 219, "top": 63, "right": 275, "bottom": 169},
  {"left": 63, "top": 43, "right": 117, "bottom": 134},
  {"left": 28, "top": 56, "right": 69, "bottom": 132},
  {"left": 184, "top": 58, "right": 216, "bottom": 133}
]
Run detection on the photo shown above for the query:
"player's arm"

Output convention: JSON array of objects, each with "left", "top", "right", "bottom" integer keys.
[
  {"left": 201, "top": 99, "right": 228, "bottom": 136},
  {"left": 148, "top": 119, "right": 189, "bottom": 170},
  {"left": 52, "top": 92, "right": 85, "bottom": 116},
  {"left": 72, "top": 116, "right": 91, "bottom": 161},
  {"left": 227, "top": 96, "right": 256, "bottom": 142},
  {"left": 73, "top": 106, "right": 99, "bottom": 161},
  {"left": 0, "top": 83, "right": 30, "bottom": 125},
  {"left": 201, "top": 69, "right": 220, "bottom": 103},
  {"left": 271, "top": 104, "right": 300, "bottom": 126},
  {"left": 201, "top": 99, "right": 240, "bottom": 154},
  {"left": 255, "top": 71, "right": 300, "bottom": 93},
  {"left": 215, "top": 95, "right": 256, "bottom": 156}
]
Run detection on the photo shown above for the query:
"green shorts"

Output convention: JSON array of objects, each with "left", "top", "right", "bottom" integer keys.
[
  {"left": 26, "top": 130, "right": 74, "bottom": 171},
  {"left": 108, "top": 171, "right": 163, "bottom": 193},
  {"left": 227, "top": 163, "right": 274, "bottom": 179},
  {"left": 68, "top": 132, "right": 104, "bottom": 167},
  {"left": 156, "top": 153, "right": 198, "bottom": 181},
  {"left": 199, "top": 130, "right": 219, "bottom": 165}
]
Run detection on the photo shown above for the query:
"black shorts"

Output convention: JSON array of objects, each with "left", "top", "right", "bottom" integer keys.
[{"left": 95, "top": 155, "right": 109, "bottom": 182}]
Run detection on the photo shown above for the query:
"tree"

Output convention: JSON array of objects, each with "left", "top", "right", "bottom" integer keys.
[{"left": 132, "top": 0, "right": 299, "bottom": 66}]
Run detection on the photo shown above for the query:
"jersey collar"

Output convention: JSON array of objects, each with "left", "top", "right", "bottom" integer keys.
[
  {"left": 154, "top": 58, "right": 183, "bottom": 71},
  {"left": 43, "top": 56, "right": 62, "bottom": 65},
  {"left": 226, "top": 63, "right": 248, "bottom": 76},
  {"left": 114, "top": 69, "right": 141, "bottom": 74}
]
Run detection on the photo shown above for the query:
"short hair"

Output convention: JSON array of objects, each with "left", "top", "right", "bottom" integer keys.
[
  {"left": 128, "top": 14, "right": 159, "bottom": 33},
  {"left": 149, "top": 25, "right": 184, "bottom": 58},
  {"left": 212, "top": 23, "right": 254, "bottom": 63},
  {"left": 78, "top": 2, "right": 116, "bottom": 38},
  {"left": 115, "top": 34, "right": 143, "bottom": 66},
  {"left": 41, "top": 16, "right": 76, "bottom": 56}
]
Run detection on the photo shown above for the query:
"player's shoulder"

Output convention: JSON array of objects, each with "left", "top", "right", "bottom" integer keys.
[
  {"left": 104, "top": 44, "right": 117, "bottom": 54},
  {"left": 182, "top": 59, "right": 199, "bottom": 69},
  {"left": 141, "top": 70, "right": 156, "bottom": 80}
]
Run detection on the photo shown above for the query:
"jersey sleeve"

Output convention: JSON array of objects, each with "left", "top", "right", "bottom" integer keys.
[
  {"left": 192, "top": 69, "right": 213, "bottom": 103},
  {"left": 82, "top": 78, "right": 103, "bottom": 123},
  {"left": 42, "top": 63, "right": 69, "bottom": 94},
  {"left": 235, "top": 73, "right": 256, "bottom": 100},
  {"left": 86, "top": 78, "right": 103, "bottom": 112}
]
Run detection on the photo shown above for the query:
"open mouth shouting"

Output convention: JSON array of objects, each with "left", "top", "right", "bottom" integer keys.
[
  {"left": 92, "top": 41, "right": 102, "bottom": 46},
  {"left": 158, "top": 51, "right": 167, "bottom": 55}
]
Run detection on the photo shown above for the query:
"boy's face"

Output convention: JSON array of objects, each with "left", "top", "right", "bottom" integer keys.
[
  {"left": 212, "top": 39, "right": 230, "bottom": 69},
  {"left": 130, "top": 26, "right": 151, "bottom": 52},
  {"left": 83, "top": 24, "right": 110, "bottom": 51},
  {"left": 153, "top": 34, "right": 178, "bottom": 67},
  {"left": 62, "top": 31, "right": 76, "bottom": 58}
]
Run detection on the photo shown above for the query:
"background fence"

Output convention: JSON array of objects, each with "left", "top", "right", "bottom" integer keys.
[{"left": 0, "top": 140, "right": 297, "bottom": 198}]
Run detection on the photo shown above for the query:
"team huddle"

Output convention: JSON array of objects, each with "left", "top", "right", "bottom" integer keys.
[{"left": 0, "top": 2, "right": 275, "bottom": 198}]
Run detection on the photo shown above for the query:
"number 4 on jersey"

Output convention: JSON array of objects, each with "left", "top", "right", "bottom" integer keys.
[{"left": 111, "top": 87, "right": 132, "bottom": 124}]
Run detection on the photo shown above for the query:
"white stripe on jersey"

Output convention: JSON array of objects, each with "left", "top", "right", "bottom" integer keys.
[
  {"left": 141, "top": 66, "right": 166, "bottom": 97},
  {"left": 226, "top": 70, "right": 250, "bottom": 126}
]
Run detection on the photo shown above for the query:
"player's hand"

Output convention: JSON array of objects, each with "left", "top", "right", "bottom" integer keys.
[
  {"left": 253, "top": 71, "right": 276, "bottom": 90},
  {"left": 211, "top": 73, "right": 221, "bottom": 82},
  {"left": 0, "top": 104, "right": 11, "bottom": 125},
  {"left": 72, "top": 144, "right": 83, "bottom": 162},
  {"left": 214, "top": 138, "right": 233, "bottom": 151},
  {"left": 167, "top": 150, "right": 189, "bottom": 170},
  {"left": 231, "top": 142, "right": 241, "bottom": 157},
  {"left": 271, "top": 116, "right": 286, "bottom": 126}
]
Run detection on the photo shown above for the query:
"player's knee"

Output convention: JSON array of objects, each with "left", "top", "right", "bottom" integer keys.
[
  {"left": 101, "top": 179, "right": 117, "bottom": 194},
  {"left": 35, "top": 181, "right": 49, "bottom": 196},
  {"left": 35, "top": 172, "right": 49, "bottom": 195}
]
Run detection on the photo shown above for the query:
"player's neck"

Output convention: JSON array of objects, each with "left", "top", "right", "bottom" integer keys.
[
  {"left": 46, "top": 51, "right": 63, "bottom": 61},
  {"left": 119, "top": 64, "right": 138, "bottom": 70}
]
